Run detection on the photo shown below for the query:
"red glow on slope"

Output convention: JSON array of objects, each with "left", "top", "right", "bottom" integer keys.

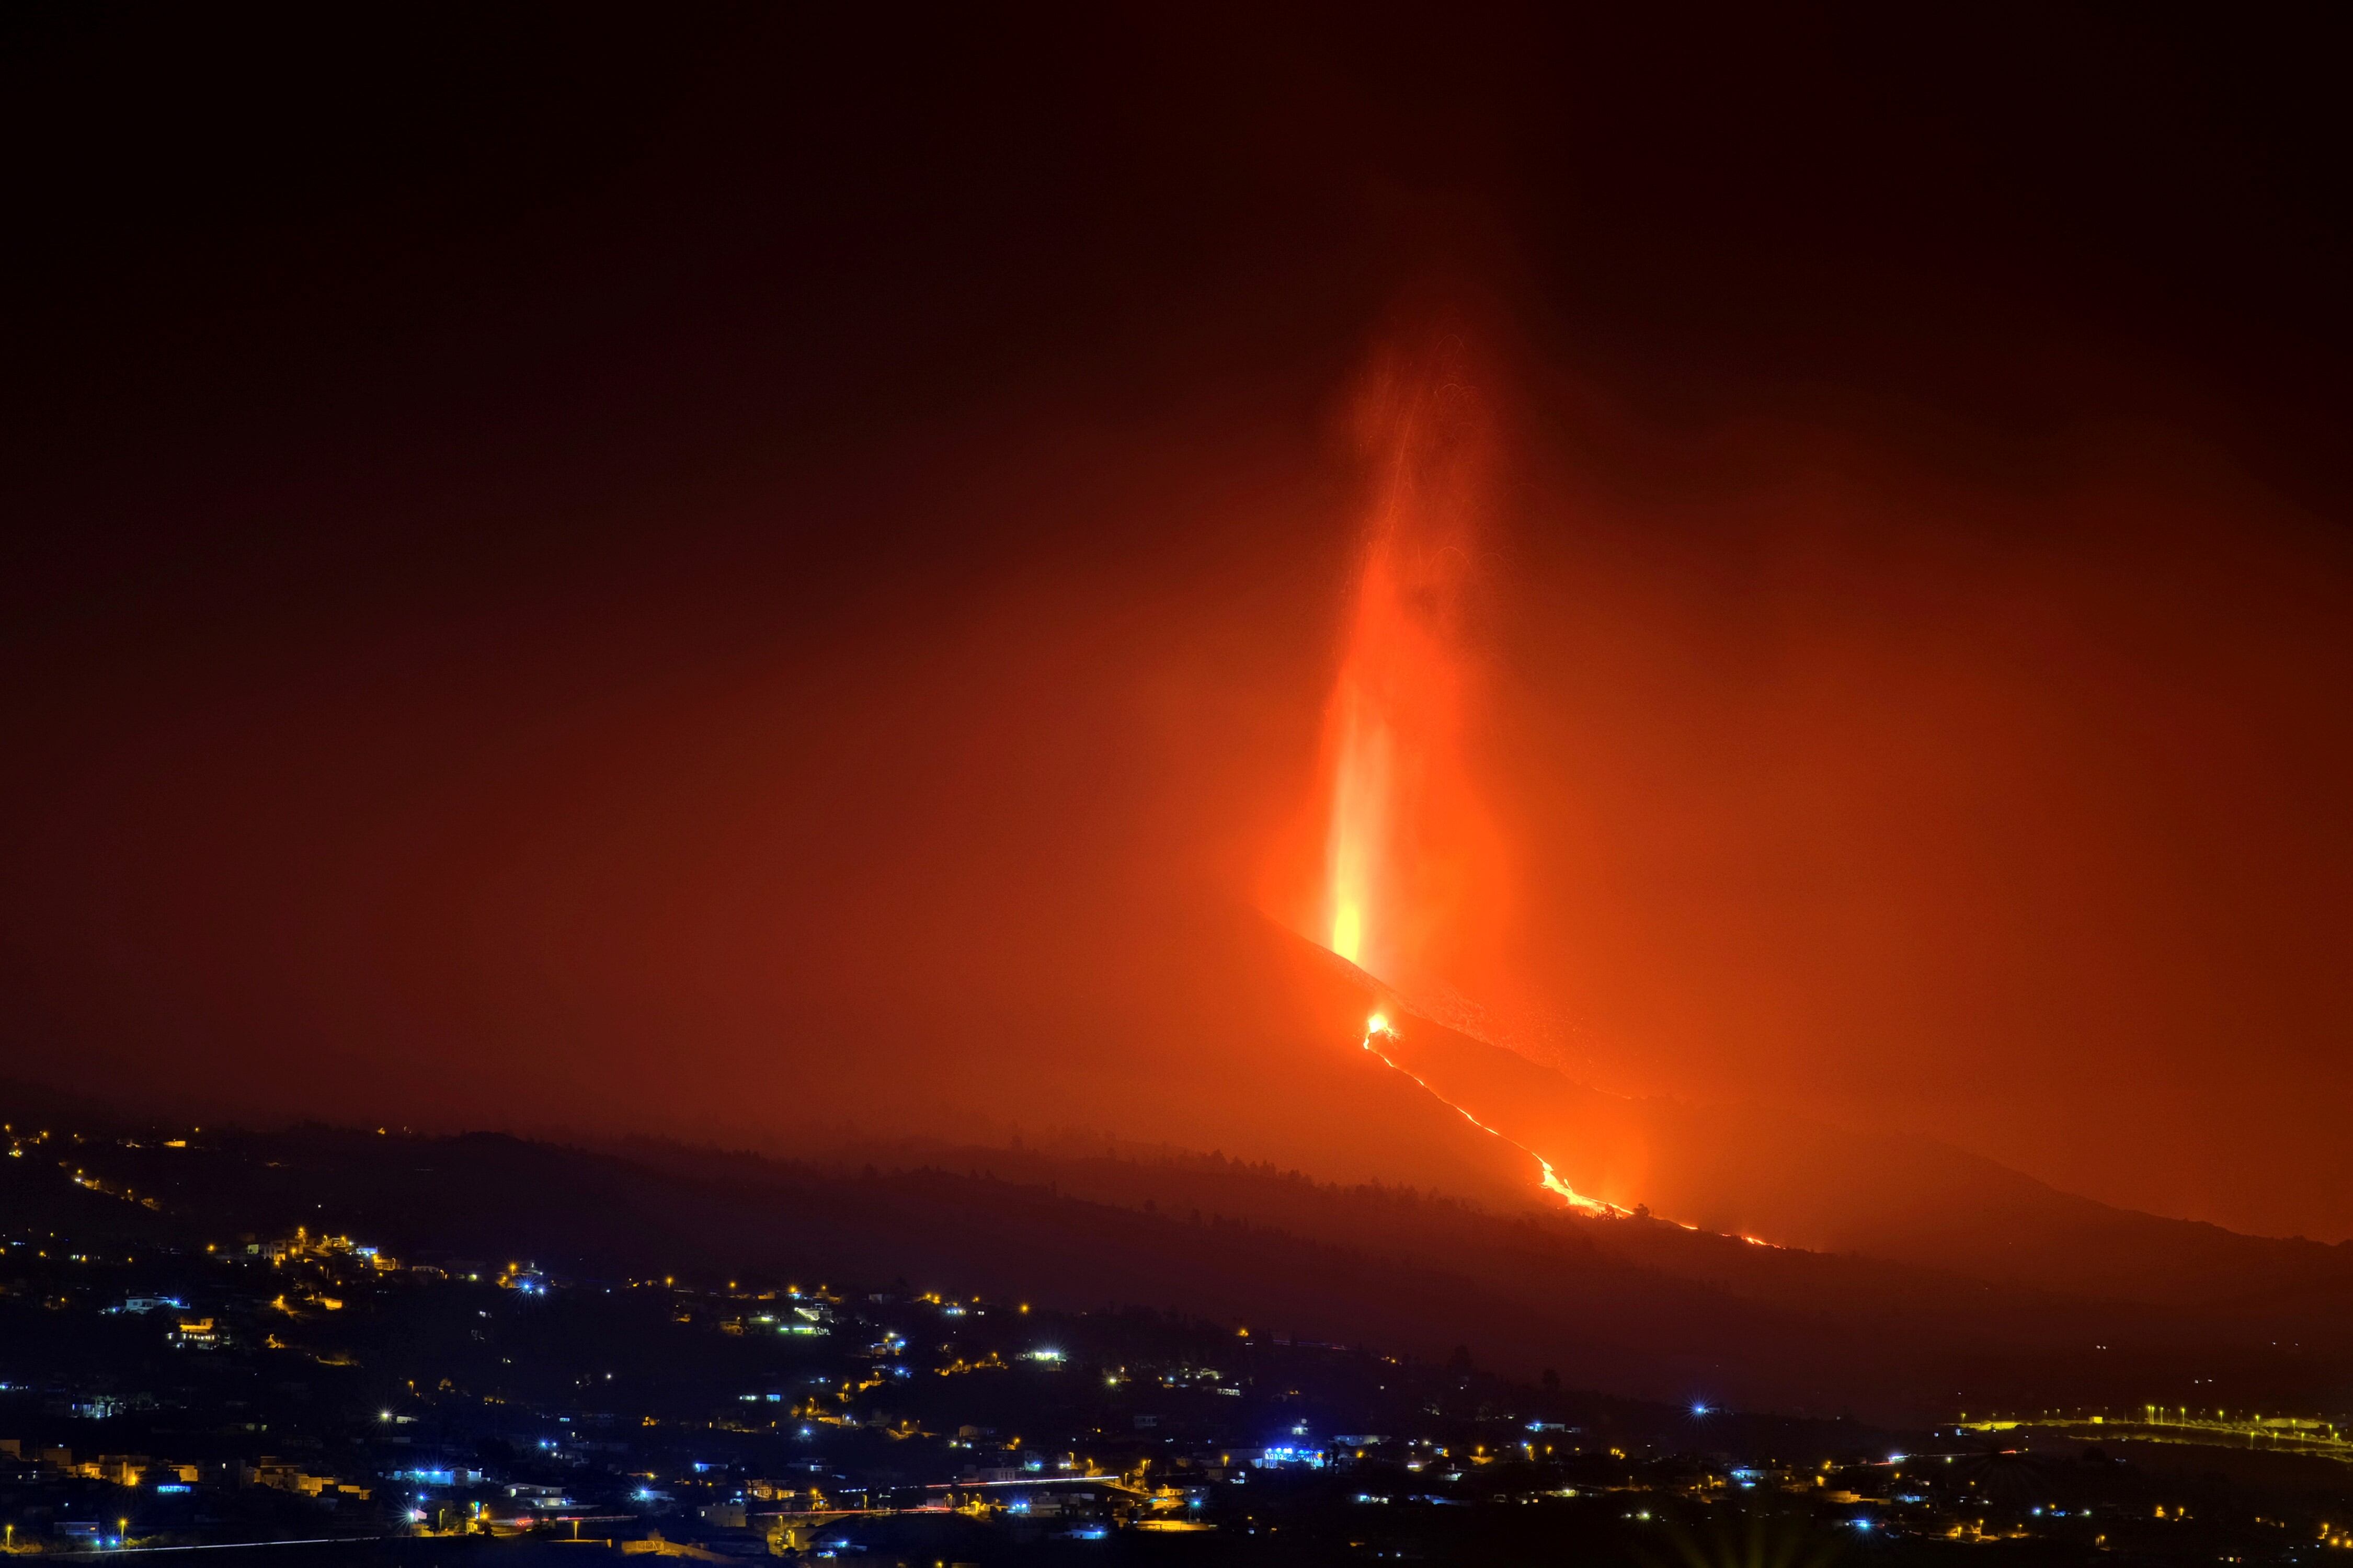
[{"left": 1359, "top": 1015, "right": 1619, "bottom": 1215}]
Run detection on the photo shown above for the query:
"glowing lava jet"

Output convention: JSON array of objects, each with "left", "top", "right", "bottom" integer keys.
[{"left": 1318, "top": 338, "right": 1503, "bottom": 983}]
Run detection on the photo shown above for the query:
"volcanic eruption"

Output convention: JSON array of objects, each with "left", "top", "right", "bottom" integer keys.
[
  {"left": 1302, "top": 335, "right": 1628, "bottom": 1213},
  {"left": 1317, "top": 335, "right": 1505, "bottom": 998}
]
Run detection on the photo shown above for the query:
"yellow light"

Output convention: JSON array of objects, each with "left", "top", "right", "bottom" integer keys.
[
  {"left": 1366, "top": 1013, "right": 1388, "bottom": 1036},
  {"left": 1332, "top": 903, "right": 1362, "bottom": 964}
]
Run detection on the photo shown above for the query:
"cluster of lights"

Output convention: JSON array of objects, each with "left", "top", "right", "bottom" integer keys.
[{"left": 1255, "top": 1445, "right": 1328, "bottom": 1470}]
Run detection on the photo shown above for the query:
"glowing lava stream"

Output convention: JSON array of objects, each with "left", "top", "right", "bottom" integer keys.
[{"left": 1358, "top": 1013, "right": 1624, "bottom": 1217}]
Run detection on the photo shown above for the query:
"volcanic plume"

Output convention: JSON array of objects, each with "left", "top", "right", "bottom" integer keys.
[
  {"left": 1317, "top": 337, "right": 1509, "bottom": 1005},
  {"left": 1300, "top": 335, "right": 1632, "bottom": 1213}
]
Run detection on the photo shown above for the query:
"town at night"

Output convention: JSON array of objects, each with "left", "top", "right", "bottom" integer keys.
[{"left": 8, "top": 1108, "right": 2353, "bottom": 1563}]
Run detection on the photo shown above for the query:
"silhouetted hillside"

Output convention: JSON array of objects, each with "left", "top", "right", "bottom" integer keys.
[
  {"left": 17, "top": 1102, "right": 2350, "bottom": 1426},
  {"left": 1267, "top": 927, "right": 2353, "bottom": 1314}
]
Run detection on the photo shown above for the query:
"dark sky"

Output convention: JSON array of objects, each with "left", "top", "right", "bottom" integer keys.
[{"left": 6, "top": 5, "right": 2353, "bottom": 1238}]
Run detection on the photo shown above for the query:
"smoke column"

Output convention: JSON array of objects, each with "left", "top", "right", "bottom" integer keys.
[{"left": 1319, "top": 336, "right": 1506, "bottom": 992}]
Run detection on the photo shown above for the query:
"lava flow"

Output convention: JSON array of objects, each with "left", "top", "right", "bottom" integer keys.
[{"left": 1358, "top": 1013, "right": 1621, "bottom": 1216}]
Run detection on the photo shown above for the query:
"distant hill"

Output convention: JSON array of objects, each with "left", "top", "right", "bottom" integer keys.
[
  {"left": 17, "top": 892, "right": 2350, "bottom": 1330},
  {"left": 7, "top": 900, "right": 2351, "bottom": 1423},
  {"left": 10, "top": 1094, "right": 2349, "bottom": 1427},
  {"left": 1250, "top": 923, "right": 2353, "bottom": 1317}
]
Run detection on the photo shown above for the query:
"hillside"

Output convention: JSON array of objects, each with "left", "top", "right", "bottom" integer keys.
[
  {"left": 12, "top": 1102, "right": 2349, "bottom": 1427},
  {"left": 1253, "top": 924, "right": 2353, "bottom": 1314}
]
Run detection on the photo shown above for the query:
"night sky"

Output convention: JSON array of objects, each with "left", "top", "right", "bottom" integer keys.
[{"left": 6, "top": 6, "right": 2353, "bottom": 1240}]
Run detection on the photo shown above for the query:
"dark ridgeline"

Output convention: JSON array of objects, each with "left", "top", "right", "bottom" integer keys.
[
  {"left": 7, "top": 1091, "right": 2353, "bottom": 1563},
  {"left": 11, "top": 1086, "right": 2352, "bottom": 1425}
]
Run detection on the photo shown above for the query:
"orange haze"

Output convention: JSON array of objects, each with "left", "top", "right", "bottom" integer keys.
[{"left": 6, "top": 7, "right": 2353, "bottom": 1246}]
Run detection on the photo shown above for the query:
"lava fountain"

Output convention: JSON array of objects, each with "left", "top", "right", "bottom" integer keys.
[
  {"left": 1306, "top": 337, "right": 1620, "bottom": 1214},
  {"left": 1319, "top": 337, "right": 1505, "bottom": 987}
]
